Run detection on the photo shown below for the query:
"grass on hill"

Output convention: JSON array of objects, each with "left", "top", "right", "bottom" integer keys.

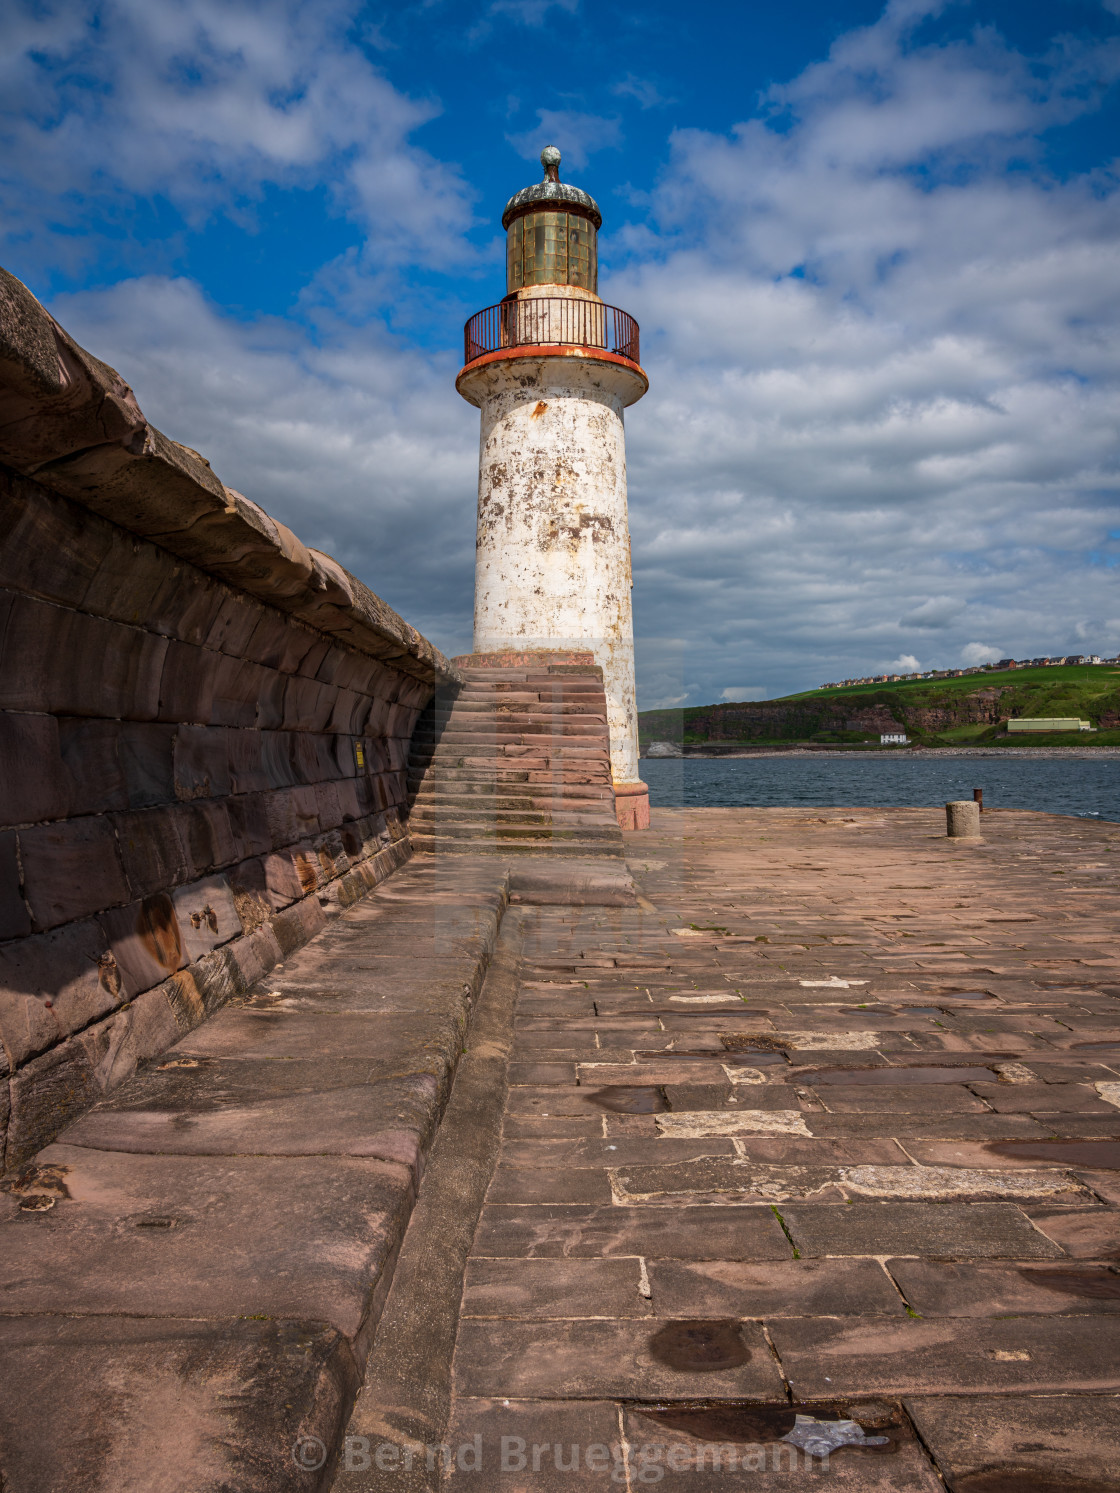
[
  {"left": 778, "top": 663, "right": 1120, "bottom": 703},
  {"left": 639, "top": 664, "right": 1120, "bottom": 749}
]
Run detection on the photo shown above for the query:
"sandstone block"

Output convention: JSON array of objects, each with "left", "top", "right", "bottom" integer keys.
[
  {"left": 204, "top": 589, "right": 261, "bottom": 657},
  {"left": 363, "top": 694, "right": 392, "bottom": 735},
  {"left": 334, "top": 779, "right": 362, "bottom": 827},
  {"left": 329, "top": 733, "right": 359, "bottom": 778},
  {"left": 282, "top": 673, "right": 336, "bottom": 732},
  {"left": 328, "top": 687, "right": 366, "bottom": 735},
  {"left": 314, "top": 779, "right": 343, "bottom": 831},
  {"left": 262, "top": 848, "right": 306, "bottom": 909},
  {"left": 5, "top": 1037, "right": 101, "bottom": 1169},
  {"left": 315, "top": 647, "right": 370, "bottom": 691},
  {"left": 229, "top": 920, "right": 283, "bottom": 987},
  {"left": 314, "top": 829, "right": 350, "bottom": 883},
  {"left": 173, "top": 724, "right": 231, "bottom": 800},
  {"left": 99, "top": 893, "right": 186, "bottom": 997},
  {"left": 57, "top": 715, "right": 130, "bottom": 816},
  {"left": 189, "top": 943, "right": 245, "bottom": 1017},
  {"left": 0, "top": 830, "right": 30, "bottom": 939},
  {"left": 227, "top": 729, "right": 268, "bottom": 794},
  {"left": 254, "top": 664, "right": 288, "bottom": 730},
  {"left": 0, "top": 467, "right": 113, "bottom": 607},
  {"left": 0, "top": 918, "right": 124, "bottom": 1059},
  {"left": 227, "top": 856, "right": 273, "bottom": 932},
  {"left": 209, "top": 651, "right": 267, "bottom": 728},
  {"left": 171, "top": 874, "right": 240, "bottom": 963},
  {"left": 118, "top": 721, "right": 176, "bottom": 807},
  {"left": 291, "top": 783, "right": 322, "bottom": 835},
  {"left": 19, "top": 815, "right": 129, "bottom": 928},
  {"left": 225, "top": 792, "right": 272, "bottom": 856},
  {"left": 0, "top": 709, "right": 68, "bottom": 826},
  {"left": 260, "top": 730, "right": 298, "bottom": 789},
  {"left": 159, "top": 639, "right": 219, "bottom": 724},
  {"left": 294, "top": 731, "right": 338, "bottom": 784},
  {"left": 245, "top": 609, "right": 322, "bottom": 675},
  {"left": 272, "top": 894, "right": 327, "bottom": 956},
  {"left": 161, "top": 966, "right": 207, "bottom": 1032},
  {"left": 1, "top": 595, "right": 168, "bottom": 720},
  {"left": 180, "top": 797, "right": 238, "bottom": 876},
  {"left": 112, "top": 805, "right": 190, "bottom": 898}
]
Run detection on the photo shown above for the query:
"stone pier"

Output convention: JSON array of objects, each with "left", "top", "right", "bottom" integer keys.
[
  {"left": 338, "top": 806, "right": 1120, "bottom": 1492},
  {"left": 4, "top": 805, "right": 1120, "bottom": 1486}
]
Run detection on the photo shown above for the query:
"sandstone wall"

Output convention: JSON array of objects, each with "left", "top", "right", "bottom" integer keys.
[{"left": 0, "top": 268, "right": 456, "bottom": 1171}]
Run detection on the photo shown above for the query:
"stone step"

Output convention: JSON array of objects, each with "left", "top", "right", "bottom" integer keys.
[
  {"left": 410, "top": 788, "right": 614, "bottom": 810},
  {"left": 406, "top": 662, "right": 622, "bottom": 857},
  {"left": 413, "top": 722, "right": 608, "bottom": 741},
  {"left": 414, "top": 739, "right": 611, "bottom": 757},
  {"left": 408, "top": 768, "right": 611, "bottom": 789},
  {"left": 407, "top": 819, "right": 620, "bottom": 844},
  {"left": 431, "top": 693, "right": 606, "bottom": 710},
  {"left": 409, "top": 833, "right": 623, "bottom": 859},
  {"left": 408, "top": 807, "right": 619, "bottom": 831}
]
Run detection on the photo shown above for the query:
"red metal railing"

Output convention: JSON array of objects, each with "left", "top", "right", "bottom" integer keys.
[{"left": 463, "top": 298, "right": 640, "bottom": 367}]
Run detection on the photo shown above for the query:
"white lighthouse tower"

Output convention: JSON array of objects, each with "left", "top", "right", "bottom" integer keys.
[{"left": 456, "top": 146, "right": 649, "bottom": 830}]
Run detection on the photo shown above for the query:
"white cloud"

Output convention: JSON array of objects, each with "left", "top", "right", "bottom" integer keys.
[
  {"left": 899, "top": 597, "right": 962, "bottom": 630},
  {"left": 720, "top": 686, "right": 768, "bottom": 701},
  {"left": 885, "top": 655, "right": 922, "bottom": 673},
  {"left": 49, "top": 274, "right": 480, "bottom": 654},
  {"left": 0, "top": 0, "right": 474, "bottom": 274},
  {"left": 961, "top": 643, "right": 1004, "bottom": 665},
  {"left": 613, "top": 3, "right": 1120, "bottom": 701},
  {"left": 486, "top": 0, "right": 578, "bottom": 24},
  {"left": 612, "top": 75, "right": 672, "bottom": 110},
  {"left": 11, "top": 0, "right": 1120, "bottom": 704},
  {"left": 506, "top": 110, "right": 622, "bottom": 170}
]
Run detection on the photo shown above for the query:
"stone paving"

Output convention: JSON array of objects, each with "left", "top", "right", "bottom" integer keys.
[{"left": 435, "top": 807, "right": 1120, "bottom": 1490}]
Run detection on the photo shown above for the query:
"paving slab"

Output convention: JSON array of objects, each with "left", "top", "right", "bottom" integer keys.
[
  {"left": 0, "top": 1314, "right": 357, "bottom": 1493},
  {"left": 621, "top": 1401, "right": 944, "bottom": 1491},
  {"left": 470, "top": 1203, "right": 794, "bottom": 1259},
  {"left": 1, "top": 1143, "right": 413, "bottom": 1339},
  {"left": 779, "top": 1201, "right": 1066, "bottom": 1257},
  {"left": 904, "top": 1393, "right": 1120, "bottom": 1492},
  {"left": 647, "top": 1258, "right": 906, "bottom": 1317},
  {"left": 888, "top": 1257, "right": 1120, "bottom": 1315},
  {"left": 452, "top": 1318, "right": 785, "bottom": 1400},
  {"left": 769, "top": 1315, "right": 1120, "bottom": 1396}
]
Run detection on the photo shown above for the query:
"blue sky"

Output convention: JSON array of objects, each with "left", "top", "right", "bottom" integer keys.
[{"left": 4, "top": 0, "right": 1120, "bottom": 705}]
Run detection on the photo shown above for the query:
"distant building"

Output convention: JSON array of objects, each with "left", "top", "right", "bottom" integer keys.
[
  {"left": 881, "top": 732, "right": 910, "bottom": 745},
  {"left": 1007, "top": 718, "right": 1094, "bottom": 733}
]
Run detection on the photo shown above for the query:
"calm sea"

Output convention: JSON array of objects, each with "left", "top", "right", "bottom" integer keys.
[{"left": 641, "top": 753, "right": 1120, "bottom": 823}]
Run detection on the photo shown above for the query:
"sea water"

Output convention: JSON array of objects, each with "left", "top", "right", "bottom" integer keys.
[{"left": 641, "top": 753, "right": 1120, "bottom": 823}]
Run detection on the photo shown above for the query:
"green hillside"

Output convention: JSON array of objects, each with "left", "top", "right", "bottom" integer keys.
[
  {"left": 639, "top": 663, "right": 1120, "bottom": 749},
  {"left": 781, "top": 663, "right": 1120, "bottom": 703}
]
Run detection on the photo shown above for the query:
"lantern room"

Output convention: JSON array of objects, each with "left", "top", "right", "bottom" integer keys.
[{"left": 502, "top": 146, "right": 602, "bottom": 294}]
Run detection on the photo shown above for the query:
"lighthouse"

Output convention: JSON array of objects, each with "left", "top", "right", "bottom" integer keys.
[{"left": 456, "top": 146, "right": 650, "bottom": 831}]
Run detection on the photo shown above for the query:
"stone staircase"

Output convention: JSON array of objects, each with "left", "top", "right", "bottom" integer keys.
[{"left": 405, "top": 660, "right": 625, "bottom": 857}]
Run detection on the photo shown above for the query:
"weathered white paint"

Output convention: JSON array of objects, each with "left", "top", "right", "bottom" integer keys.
[{"left": 457, "top": 344, "right": 647, "bottom": 788}]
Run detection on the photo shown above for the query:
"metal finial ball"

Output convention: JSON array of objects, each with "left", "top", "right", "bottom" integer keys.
[{"left": 540, "top": 145, "right": 562, "bottom": 173}]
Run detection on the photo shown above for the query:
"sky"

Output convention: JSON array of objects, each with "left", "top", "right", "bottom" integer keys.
[{"left": 3, "top": 0, "right": 1120, "bottom": 707}]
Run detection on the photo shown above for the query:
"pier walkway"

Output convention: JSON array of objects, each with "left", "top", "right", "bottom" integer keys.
[
  {"left": 4, "top": 807, "right": 1120, "bottom": 1489},
  {"left": 343, "top": 806, "right": 1120, "bottom": 1492}
]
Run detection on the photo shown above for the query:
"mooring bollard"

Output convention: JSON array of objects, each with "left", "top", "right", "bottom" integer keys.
[
  {"left": 973, "top": 787, "right": 983, "bottom": 813},
  {"left": 946, "top": 800, "right": 982, "bottom": 838}
]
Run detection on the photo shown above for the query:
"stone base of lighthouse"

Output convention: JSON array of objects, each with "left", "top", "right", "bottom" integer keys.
[
  {"left": 454, "top": 648, "right": 650, "bottom": 831},
  {"left": 457, "top": 350, "right": 649, "bottom": 831}
]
